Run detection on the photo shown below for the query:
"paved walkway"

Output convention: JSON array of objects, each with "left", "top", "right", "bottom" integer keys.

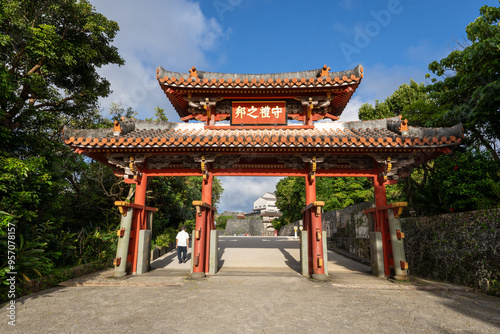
[{"left": 4, "top": 236, "right": 500, "bottom": 333}]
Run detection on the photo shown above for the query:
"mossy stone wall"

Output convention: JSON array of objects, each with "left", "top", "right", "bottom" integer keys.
[
  {"left": 323, "top": 201, "right": 374, "bottom": 259},
  {"left": 401, "top": 209, "right": 500, "bottom": 296}
]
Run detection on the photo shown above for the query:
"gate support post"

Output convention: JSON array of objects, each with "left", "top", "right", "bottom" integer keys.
[
  {"left": 192, "top": 174, "right": 215, "bottom": 279},
  {"left": 387, "top": 208, "right": 409, "bottom": 280},
  {"left": 209, "top": 230, "right": 219, "bottom": 275},
  {"left": 131, "top": 175, "right": 148, "bottom": 274},
  {"left": 300, "top": 230, "right": 309, "bottom": 276},
  {"left": 115, "top": 175, "right": 157, "bottom": 276},
  {"left": 373, "top": 177, "right": 391, "bottom": 277},
  {"left": 304, "top": 173, "right": 327, "bottom": 280},
  {"left": 113, "top": 207, "right": 134, "bottom": 277},
  {"left": 113, "top": 200, "right": 157, "bottom": 276},
  {"left": 364, "top": 176, "right": 408, "bottom": 279}
]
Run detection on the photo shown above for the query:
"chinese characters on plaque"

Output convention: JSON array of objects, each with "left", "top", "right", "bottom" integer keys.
[{"left": 231, "top": 101, "right": 287, "bottom": 125}]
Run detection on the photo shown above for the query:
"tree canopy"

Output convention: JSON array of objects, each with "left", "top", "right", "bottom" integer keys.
[
  {"left": 0, "top": 0, "right": 123, "bottom": 138},
  {"left": 425, "top": 4, "right": 500, "bottom": 161},
  {"left": 357, "top": 3, "right": 500, "bottom": 215}
]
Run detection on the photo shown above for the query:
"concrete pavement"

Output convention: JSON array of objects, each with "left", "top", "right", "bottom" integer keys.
[{"left": 4, "top": 236, "right": 500, "bottom": 333}]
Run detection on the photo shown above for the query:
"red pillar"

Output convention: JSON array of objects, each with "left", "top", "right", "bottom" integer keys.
[
  {"left": 131, "top": 175, "right": 148, "bottom": 274},
  {"left": 202, "top": 174, "right": 213, "bottom": 204},
  {"left": 305, "top": 174, "right": 325, "bottom": 277},
  {"left": 203, "top": 174, "right": 213, "bottom": 274},
  {"left": 373, "top": 177, "right": 392, "bottom": 277},
  {"left": 193, "top": 174, "right": 213, "bottom": 276}
]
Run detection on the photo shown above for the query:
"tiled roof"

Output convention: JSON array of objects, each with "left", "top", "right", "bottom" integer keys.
[
  {"left": 156, "top": 65, "right": 363, "bottom": 119},
  {"left": 63, "top": 117, "right": 462, "bottom": 150},
  {"left": 156, "top": 64, "right": 363, "bottom": 89},
  {"left": 63, "top": 117, "right": 463, "bottom": 180}
]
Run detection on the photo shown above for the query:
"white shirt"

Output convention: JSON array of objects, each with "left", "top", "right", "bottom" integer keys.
[{"left": 176, "top": 230, "right": 189, "bottom": 247}]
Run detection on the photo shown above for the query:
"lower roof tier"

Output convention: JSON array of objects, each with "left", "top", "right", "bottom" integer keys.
[
  {"left": 63, "top": 116, "right": 462, "bottom": 150},
  {"left": 63, "top": 116, "right": 463, "bottom": 181}
]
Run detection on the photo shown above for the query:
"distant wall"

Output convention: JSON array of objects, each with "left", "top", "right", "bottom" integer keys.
[
  {"left": 279, "top": 220, "right": 302, "bottom": 236},
  {"left": 224, "top": 219, "right": 264, "bottom": 236},
  {"left": 323, "top": 201, "right": 374, "bottom": 260}
]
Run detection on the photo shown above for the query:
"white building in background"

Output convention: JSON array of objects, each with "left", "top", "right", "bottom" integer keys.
[
  {"left": 242, "top": 192, "right": 282, "bottom": 235},
  {"left": 253, "top": 192, "right": 279, "bottom": 213},
  {"left": 252, "top": 192, "right": 281, "bottom": 237}
]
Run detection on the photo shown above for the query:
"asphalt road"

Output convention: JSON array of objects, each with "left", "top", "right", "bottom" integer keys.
[{"left": 4, "top": 236, "right": 500, "bottom": 333}]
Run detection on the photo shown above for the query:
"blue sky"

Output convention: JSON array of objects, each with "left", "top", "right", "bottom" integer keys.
[{"left": 90, "top": 0, "right": 498, "bottom": 213}]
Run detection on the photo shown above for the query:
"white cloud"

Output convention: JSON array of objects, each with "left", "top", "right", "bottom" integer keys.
[
  {"left": 89, "top": 0, "right": 224, "bottom": 120},
  {"left": 217, "top": 176, "right": 283, "bottom": 213},
  {"left": 338, "top": 95, "right": 363, "bottom": 122}
]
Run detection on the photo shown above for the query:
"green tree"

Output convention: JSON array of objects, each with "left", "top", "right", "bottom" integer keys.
[
  {"left": 148, "top": 176, "right": 224, "bottom": 239},
  {"left": 108, "top": 103, "right": 138, "bottom": 123},
  {"left": 358, "top": 79, "right": 430, "bottom": 123},
  {"left": 317, "top": 177, "right": 373, "bottom": 212},
  {"left": 274, "top": 177, "right": 305, "bottom": 228},
  {"left": 215, "top": 215, "right": 232, "bottom": 230},
  {"left": 145, "top": 106, "right": 169, "bottom": 122},
  {"left": 410, "top": 151, "right": 500, "bottom": 215},
  {"left": 274, "top": 176, "right": 375, "bottom": 229},
  {"left": 0, "top": 0, "right": 123, "bottom": 139},
  {"left": 358, "top": 100, "right": 393, "bottom": 120},
  {"left": 426, "top": 3, "right": 500, "bottom": 161}
]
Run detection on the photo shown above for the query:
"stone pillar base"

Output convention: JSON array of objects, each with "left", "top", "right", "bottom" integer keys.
[
  {"left": 311, "top": 273, "right": 328, "bottom": 281},
  {"left": 113, "top": 272, "right": 127, "bottom": 278},
  {"left": 191, "top": 272, "right": 206, "bottom": 279}
]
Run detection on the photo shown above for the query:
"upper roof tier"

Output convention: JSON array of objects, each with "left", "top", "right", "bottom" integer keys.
[{"left": 156, "top": 64, "right": 363, "bottom": 120}]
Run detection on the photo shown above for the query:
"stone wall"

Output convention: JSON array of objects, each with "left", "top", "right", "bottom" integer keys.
[
  {"left": 224, "top": 219, "right": 265, "bottom": 236},
  {"left": 323, "top": 201, "right": 374, "bottom": 260},
  {"left": 279, "top": 220, "right": 302, "bottom": 236},
  {"left": 401, "top": 209, "right": 500, "bottom": 295},
  {"left": 278, "top": 203, "right": 500, "bottom": 295}
]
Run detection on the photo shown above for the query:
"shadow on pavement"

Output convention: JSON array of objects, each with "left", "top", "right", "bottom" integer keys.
[
  {"left": 217, "top": 236, "right": 300, "bottom": 273},
  {"left": 150, "top": 251, "right": 191, "bottom": 270}
]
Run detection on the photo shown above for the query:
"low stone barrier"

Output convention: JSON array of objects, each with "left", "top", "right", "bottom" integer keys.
[
  {"left": 19, "top": 261, "right": 112, "bottom": 296},
  {"left": 150, "top": 242, "right": 176, "bottom": 261}
]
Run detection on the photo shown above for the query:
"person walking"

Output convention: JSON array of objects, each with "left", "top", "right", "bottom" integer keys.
[{"left": 176, "top": 226, "right": 189, "bottom": 264}]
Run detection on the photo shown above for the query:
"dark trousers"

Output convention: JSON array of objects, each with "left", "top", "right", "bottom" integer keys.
[{"left": 177, "top": 246, "right": 187, "bottom": 262}]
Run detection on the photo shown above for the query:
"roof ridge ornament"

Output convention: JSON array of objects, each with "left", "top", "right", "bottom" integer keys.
[
  {"left": 319, "top": 64, "right": 330, "bottom": 77},
  {"left": 189, "top": 66, "right": 198, "bottom": 78},
  {"left": 113, "top": 120, "right": 121, "bottom": 136},
  {"left": 398, "top": 115, "right": 409, "bottom": 134}
]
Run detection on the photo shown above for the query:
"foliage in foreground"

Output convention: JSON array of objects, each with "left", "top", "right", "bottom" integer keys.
[{"left": 0, "top": 1, "right": 224, "bottom": 301}]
